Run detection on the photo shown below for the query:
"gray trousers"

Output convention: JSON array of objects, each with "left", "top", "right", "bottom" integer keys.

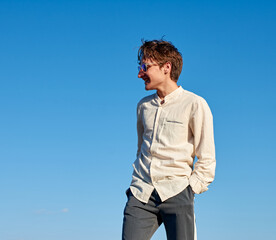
[{"left": 122, "top": 186, "right": 195, "bottom": 240}]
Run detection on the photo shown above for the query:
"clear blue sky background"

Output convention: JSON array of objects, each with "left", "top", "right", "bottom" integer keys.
[{"left": 0, "top": 0, "right": 275, "bottom": 239}]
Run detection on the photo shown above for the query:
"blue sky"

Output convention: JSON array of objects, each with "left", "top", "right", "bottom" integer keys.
[{"left": 0, "top": 0, "right": 275, "bottom": 239}]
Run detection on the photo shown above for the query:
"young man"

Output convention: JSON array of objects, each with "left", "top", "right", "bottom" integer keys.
[{"left": 122, "top": 40, "right": 216, "bottom": 240}]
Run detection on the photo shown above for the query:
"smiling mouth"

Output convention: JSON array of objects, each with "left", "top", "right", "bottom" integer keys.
[{"left": 145, "top": 80, "right": 150, "bottom": 84}]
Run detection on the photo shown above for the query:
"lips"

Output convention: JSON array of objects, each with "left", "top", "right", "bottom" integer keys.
[{"left": 144, "top": 77, "right": 150, "bottom": 85}]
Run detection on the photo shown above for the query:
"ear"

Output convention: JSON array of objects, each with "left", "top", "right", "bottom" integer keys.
[{"left": 163, "top": 62, "right": 172, "bottom": 75}]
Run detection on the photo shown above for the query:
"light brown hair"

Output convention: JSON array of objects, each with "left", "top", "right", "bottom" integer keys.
[{"left": 138, "top": 39, "right": 183, "bottom": 82}]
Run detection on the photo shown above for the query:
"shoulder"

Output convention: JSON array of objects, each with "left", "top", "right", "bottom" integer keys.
[
  {"left": 180, "top": 89, "right": 212, "bottom": 116},
  {"left": 137, "top": 93, "right": 156, "bottom": 109},
  {"left": 180, "top": 89, "right": 208, "bottom": 105},
  {"left": 181, "top": 89, "right": 203, "bottom": 100}
]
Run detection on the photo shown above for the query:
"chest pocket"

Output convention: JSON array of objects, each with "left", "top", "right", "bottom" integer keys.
[
  {"left": 165, "top": 119, "right": 184, "bottom": 124},
  {"left": 161, "top": 118, "right": 186, "bottom": 145}
]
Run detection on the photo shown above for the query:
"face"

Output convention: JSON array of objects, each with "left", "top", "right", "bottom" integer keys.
[{"left": 138, "top": 59, "right": 166, "bottom": 91}]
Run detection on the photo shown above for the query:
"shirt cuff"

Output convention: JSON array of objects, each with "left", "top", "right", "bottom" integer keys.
[{"left": 189, "top": 174, "right": 209, "bottom": 194}]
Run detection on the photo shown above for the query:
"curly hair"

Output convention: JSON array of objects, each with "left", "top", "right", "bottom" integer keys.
[{"left": 138, "top": 39, "right": 183, "bottom": 82}]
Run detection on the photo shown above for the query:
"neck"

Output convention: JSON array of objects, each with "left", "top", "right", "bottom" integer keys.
[{"left": 157, "top": 81, "right": 178, "bottom": 100}]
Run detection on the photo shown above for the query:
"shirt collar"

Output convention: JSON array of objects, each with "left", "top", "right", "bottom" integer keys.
[{"left": 155, "top": 86, "right": 184, "bottom": 105}]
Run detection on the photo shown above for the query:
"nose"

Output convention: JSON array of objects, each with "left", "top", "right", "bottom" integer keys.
[{"left": 138, "top": 69, "right": 144, "bottom": 78}]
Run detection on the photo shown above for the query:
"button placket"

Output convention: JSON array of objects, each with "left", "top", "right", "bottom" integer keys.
[
  {"left": 149, "top": 106, "right": 162, "bottom": 155},
  {"left": 149, "top": 103, "right": 164, "bottom": 186}
]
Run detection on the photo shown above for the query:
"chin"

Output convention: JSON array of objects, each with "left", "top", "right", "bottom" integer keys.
[{"left": 145, "top": 85, "right": 153, "bottom": 91}]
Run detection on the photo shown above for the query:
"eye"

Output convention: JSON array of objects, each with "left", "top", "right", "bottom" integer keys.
[{"left": 146, "top": 64, "right": 153, "bottom": 71}]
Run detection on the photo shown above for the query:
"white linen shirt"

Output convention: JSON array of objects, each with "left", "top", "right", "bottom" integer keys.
[{"left": 129, "top": 86, "right": 216, "bottom": 203}]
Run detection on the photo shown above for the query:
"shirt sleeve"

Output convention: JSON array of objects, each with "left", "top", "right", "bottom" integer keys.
[
  {"left": 189, "top": 97, "right": 216, "bottom": 194},
  {"left": 136, "top": 103, "right": 144, "bottom": 158}
]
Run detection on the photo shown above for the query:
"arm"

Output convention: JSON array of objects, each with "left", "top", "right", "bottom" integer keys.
[{"left": 189, "top": 97, "right": 216, "bottom": 194}]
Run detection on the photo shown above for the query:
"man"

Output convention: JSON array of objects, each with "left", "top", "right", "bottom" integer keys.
[{"left": 122, "top": 40, "right": 216, "bottom": 240}]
